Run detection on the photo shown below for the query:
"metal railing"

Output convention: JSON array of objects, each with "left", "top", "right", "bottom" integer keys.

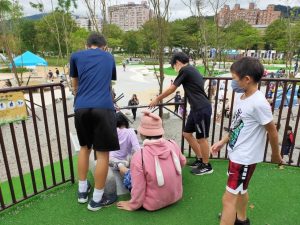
[
  {"left": 205, "top": 77, "right": 300, "bottom": 166},
  {"left": 0, "top": 77, "right": 299, "bottom": 212},
  {"left": 0, "top": 83, "right": 74, "bottom": 211},
  {"left": 113, "top": 77, "right": 300, "bottom": 167}
]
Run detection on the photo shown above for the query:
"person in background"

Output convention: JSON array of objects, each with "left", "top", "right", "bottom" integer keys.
[
  {"left": 174, "top": 91, "right": 182, "bottom": 114},
  {"left": 55, "top": 68, "right": 60, "bottom": 77},
  {"left": 281, "top": 125, "right": 294, "bottom": 164},
  {"left": 210, "top": 79, "right": 218, "bottom": 100},
  {"left": 48, "top": 70, "right": 53, "bottom": 79},
  {"left": 122, "top": 61, "right": 126, "bottom": 71},
  {"left": 128, "top": 94, "right": 139, "bottom": 121},
  {"left": 294, "top": 60, "right": 298, "bottom": 74}
]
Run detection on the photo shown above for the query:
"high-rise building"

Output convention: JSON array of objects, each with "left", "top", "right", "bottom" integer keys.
[
  {"left": 73, "top": 15, "right": 102, "bottom": 31},
  {"left": 257, "top": 5, "right": 281, "bottom": 26},
  {"left": 108, "top": 1, "right": 153, "bottom": 31},
  {"left": 217, "top": 3, "right": 281, "bottom": 27}
]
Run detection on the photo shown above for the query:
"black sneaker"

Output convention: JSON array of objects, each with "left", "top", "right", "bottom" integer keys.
[
  {"left": 191, "top": 163, "right": 213, "bottom": 175},
  {"left": 78, "top": 181, "right": 91, "bottom": 204},
  {"left": 87, "top": 194, "right": 117, "bottom": 211},
  {"left": 234, "top": 218, "right": 250, "bottom": 225},
  {"left": 188, "top": 158, "right": 203, "bottom": 168}
]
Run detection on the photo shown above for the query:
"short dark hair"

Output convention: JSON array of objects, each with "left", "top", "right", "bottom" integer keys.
[
  {"left": 230, "top": 57, "right": 264, "bottom": 83},
  {"left": 170, "top": 52, "right": 189, "bottom": 68},
  {"left": 116, "top": 112, "right": 129, "bottom": 128},
  {"left": 86, "top": 33, "right": 107, "bottom": 48},
  {"left": 287, "top": 125, "right": 293, "bottom": 131},
  {"left": 144, "top": 135, "right": 163, "bottom": 140}
]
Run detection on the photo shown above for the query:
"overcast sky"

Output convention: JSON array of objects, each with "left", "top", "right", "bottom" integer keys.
[{"left": 21, "top": 0, "right": 300, "bottom": 20}]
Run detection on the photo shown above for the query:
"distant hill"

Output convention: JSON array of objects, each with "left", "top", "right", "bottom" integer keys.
[
  {"left": 24, "top": 13, "right": 81, "bottom": 21},
  {"left": 275, "top": 5, "right": 300, "bottom": 19},
  {"left": 24, "top": 13, "right": 48, "bottom": 20}
]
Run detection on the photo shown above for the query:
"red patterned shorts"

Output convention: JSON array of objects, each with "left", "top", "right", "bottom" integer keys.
[{"left": 226, "top": 160, "right": 257, "bottom": 195}]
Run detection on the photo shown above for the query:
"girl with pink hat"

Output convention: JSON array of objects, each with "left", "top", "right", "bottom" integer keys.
[{"left": 116, "top": 111, "right": 186, "bottom": 211}]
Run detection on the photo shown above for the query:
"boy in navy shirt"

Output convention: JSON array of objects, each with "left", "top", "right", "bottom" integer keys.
[{"left": 70, "top": 33, "right": 119, "bottom": 211}]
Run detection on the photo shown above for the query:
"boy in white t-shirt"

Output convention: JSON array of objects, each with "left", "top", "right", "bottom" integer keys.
[{"left": 212, "top": 57, "right": 282, "bottom": 225}]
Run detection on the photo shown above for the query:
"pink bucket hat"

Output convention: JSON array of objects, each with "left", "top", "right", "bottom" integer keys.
[{"left": 138, "top": 111, "right": 164, "bottom": 136}]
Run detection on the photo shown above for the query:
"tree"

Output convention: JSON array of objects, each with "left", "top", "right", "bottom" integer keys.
[
  {"left": 182, "top": 0, "right": 214, "bottom": 75},
  {"left": 19, "top": 19, "right": 37, "bottom": 52},
  {"left": 169, "top": 19, "right": 188, "bottom": 51},
  {"left": 57, "top": 0, "right": 78, "bottom": 58},
  {"left": 83, "top": 0, "right": 101, "bottom": 33},
  {"left": 34, "top": 11, "right": 78, "bottom": 56},
  {"left": 103, "top": 24, "right": 123, "bottom": 52},
  {"left": 0, "top": 0, "right": 23, "bottom": 86},
  {"left": 207, "top": 0, "right": 228, "bottom": 70},
  {"left": 148, "top": 0, "right": 171, "bottom": 118},
  {"left": 265, "top": 19, "right": 288, "bottom": 51},
  {"left": 265, "top": 18, "right": 300, "bottom": 67},
  {"left": 30, "top": 1, "right": 78, "bottom": 60},
  {"left": 140, "top": 19, "right": 160, "bottom": 56},
  {"left": 225, "top": 20, "right": 262, "bottom": 50},
  {"left": 122, "top": 31, "right": 141, "bottom": 56},
  {"left": 70, "top": 28, "right": 90, "bottom": 51}
]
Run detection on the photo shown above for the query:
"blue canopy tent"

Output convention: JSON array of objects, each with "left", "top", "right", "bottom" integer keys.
[{"left": 10, "top": 51, "right": 48, "bottom": 67}]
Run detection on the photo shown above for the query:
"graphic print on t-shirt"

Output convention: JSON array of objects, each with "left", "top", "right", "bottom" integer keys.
[{"left": 229, "top": 108, "right": 244, "bottom": 150}]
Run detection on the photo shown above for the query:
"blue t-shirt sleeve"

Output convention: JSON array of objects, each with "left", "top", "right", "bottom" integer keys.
[
  {"left": 69, "top": 54, "right": 78, "bottom": 78},
  {"left": 112, "top": 58, "right": 117, "bottom": 80}
]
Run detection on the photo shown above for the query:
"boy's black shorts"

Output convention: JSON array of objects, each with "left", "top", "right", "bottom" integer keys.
[
  {"left": 75, "top": 108, "right": 120, "bottom": 151},
  {"left": 184, "top": 105, "right": 212, "bottom": 139}
]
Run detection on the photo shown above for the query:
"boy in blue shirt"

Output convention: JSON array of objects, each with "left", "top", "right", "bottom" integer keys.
[{"left": 70, "top": 33, "right": 119, "bottom": 211}]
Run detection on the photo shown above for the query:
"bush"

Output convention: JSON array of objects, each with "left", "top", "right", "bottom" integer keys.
[
  {"left": 45, "top": 57, "right": 69, "bottom": 67},
  {"left": 0, "top": 67, "right": 28, "bottom": 73},
  {"left": 261, "top": 59, "right": 286, "bottom": 65},
  {"left": 144, "top": 61, "right": 159, "bottom": 65},
  {"left": 143, "top": 58, "right": 159, "bottom": 65}
]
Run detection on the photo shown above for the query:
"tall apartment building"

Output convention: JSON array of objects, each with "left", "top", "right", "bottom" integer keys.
[
  {"left": 257, "top": 5, "right": 281, "bottom": 25},
  {"left": 108, "top": 1, "right": 152, "bottom": 31},
  {"left": 217, "top": 3, "right": 281, "bottom": 27},
  {"left": 73, "top": 15, "right": 102, "bottom": 31}
]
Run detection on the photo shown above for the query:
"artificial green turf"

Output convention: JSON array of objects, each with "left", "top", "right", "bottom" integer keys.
[
  {"left": 0, "top": 160, "right": 299, "bottom": 225},
  {"left": 0, "top": 157, "right": 73, "bottom": 205}
]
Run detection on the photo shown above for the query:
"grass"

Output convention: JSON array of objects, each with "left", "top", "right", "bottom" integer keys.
[
  {"left": 0, "top": 159, "right": 299, "bottom": 225},
  {"left": 153, "top": 66, "right": 227, "bottom": 77},
  {"left": 264, "top": 65, "right": 293, "bottom": 71},
  {"left": 45, "top": 57, "right": 69, "bottom": 67},
  {"left": 0, "top": 67, "right": 29, "bottom": 73}
]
